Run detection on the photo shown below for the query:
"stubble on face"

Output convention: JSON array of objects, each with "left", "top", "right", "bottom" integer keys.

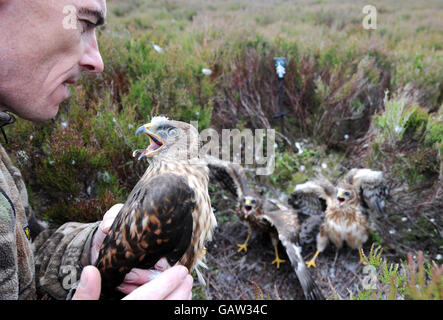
[{"left": 0, "top": 0, "right": 106, "bottom": 122}]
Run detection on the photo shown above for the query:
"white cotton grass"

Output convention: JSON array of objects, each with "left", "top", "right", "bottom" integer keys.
[
  {"left": 152, "top": 42, "right": 164, "bottom": 53},
  {"left": 202, "top": 68, "right": 212, "bottom": 76},
  {"left": 295, "top": 142, "right": 303, "bottom": 155}
]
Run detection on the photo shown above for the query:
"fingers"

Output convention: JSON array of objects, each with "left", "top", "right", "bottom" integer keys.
[
  {"left": 72, "top": 266, "right": 101, "bottom": 300},
  {"left": 116, "top": 269, "right": 162, "bottom": 294},
  {"left": 101, "top": 203, "right": 124, "bottom": 234},
  {"left": 116, "top": 258, "right": 172, "bottom": 295},
  {"left": 122, "top": 265, "right": 191, "bottom": 300},
  {"left": 154, "top": 257, "right": 170, "bottom": 271},
  {"left": 164, "top": 274, "right": 193, "bottom": 300},
  {"left": 90, "top": 203, "right": 124, "bottom": 264},
  {"left": 121, "top": 258, "right": 171, "bottom": 285}
]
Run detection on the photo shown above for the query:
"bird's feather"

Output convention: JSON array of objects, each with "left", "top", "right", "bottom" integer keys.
[
  {"left": 344, "top": 168, "right": 388, "bottom": 215},
  {"left": 288, "top": 178, "right": 335, "bottom": 217},
  {"left": 95, "top": 173, "right": 195, "bottom": 299},
  {"left": 262, "top": 204, "right": 324, "bottom": 300},
  {"left": 205, "top": 155, "right": 254, "bottom": 201},
  {"left": 207, "top": 158, "right": 324, "bottom": 300}
]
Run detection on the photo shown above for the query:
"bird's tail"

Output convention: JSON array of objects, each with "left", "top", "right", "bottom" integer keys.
[
  {"left": 282, "top": 241, "right": 324, "bottom": 300},
  {"left": 194, "top": 259, "right": 208, "bottom": 286}
]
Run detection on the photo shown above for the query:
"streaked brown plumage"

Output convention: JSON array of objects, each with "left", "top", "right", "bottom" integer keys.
[
  {"left": 289, "top": 168, "right": 388, "bottom": 268},
  {"left": 206, "top": 156, "right": 324, "bottom": 300},
  {"left": 95, "top": 116, "right": 216, "bottom": 299}
]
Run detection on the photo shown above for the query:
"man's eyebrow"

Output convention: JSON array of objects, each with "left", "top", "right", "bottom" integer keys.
[{"left": 78, "top": 7, "right": 105, "bottom": 26}]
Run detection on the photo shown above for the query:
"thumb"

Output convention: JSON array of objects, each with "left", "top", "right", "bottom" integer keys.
[{"left": 72, "top": 266, "right": 102, "bottom": 300}]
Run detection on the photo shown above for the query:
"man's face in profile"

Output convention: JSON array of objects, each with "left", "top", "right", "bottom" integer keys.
[{"left": 0, "top": 0, "right": 107, "bottom": 122}]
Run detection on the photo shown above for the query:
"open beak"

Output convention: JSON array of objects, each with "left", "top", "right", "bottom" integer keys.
[
  {"left": 133, "top": 123, "right": 165, "bottom": 160},
  {"left": 243, "top": 199, "right": 253, "bottom": 216},
  {"left": 337, "top": 190, "right": 345, "bottom": 206}
]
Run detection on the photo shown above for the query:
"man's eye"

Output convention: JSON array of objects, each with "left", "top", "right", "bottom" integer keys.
[{"left": 79, "top": 19, "right": 95, "bottom": 31}]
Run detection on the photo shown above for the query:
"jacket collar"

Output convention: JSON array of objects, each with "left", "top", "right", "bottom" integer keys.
[{"left": 0, "top": 111, "right": 16, "bottom": 144}]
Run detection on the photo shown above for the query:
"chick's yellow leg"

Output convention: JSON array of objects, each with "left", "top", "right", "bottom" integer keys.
[
  {"left": 306, "top": 250, "right": 320, "bottom": 268},
  {"left": 271, "top": 245, "right": 286, "bottom": 269},
  {"left": 237, "top": 233, "right": 251, "bottom": 253}
]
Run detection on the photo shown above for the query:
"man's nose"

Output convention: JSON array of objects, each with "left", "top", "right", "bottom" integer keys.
[{"left": 79, "top": 35, "right": 104, "bottom": 73}]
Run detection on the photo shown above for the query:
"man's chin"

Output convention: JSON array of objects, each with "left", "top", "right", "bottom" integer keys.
[{"left": 19, "top": 103, "right": 60, "bottom": 123}]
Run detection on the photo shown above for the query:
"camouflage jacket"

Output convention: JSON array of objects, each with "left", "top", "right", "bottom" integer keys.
[{"left": 0, "top": 118, "right": 100, "bottom": 299}]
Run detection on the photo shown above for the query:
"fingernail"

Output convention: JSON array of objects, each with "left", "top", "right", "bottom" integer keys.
[
  {"left": 147, "top": 270, "right": 162, "bottom": 281},
  {"left": 124, "top": 269, "right": 139, "bottom": 283},
  {"left": 155, "top": 258, "right": 169, "bottom": 271}
]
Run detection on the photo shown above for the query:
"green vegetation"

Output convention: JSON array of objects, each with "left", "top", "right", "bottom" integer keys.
[{"left": 345, "top": 245, "right": 443, "bottom": 300}]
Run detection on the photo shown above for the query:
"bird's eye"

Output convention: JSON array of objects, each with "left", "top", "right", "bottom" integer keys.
[
  {"left": 344, "top": 191, "right": 350, "bottom": 196},
  {"left": 251, "top": 199, "right": 256, "bottom": 204},
  {"left": 168, "top": 128, "right": 178, "bottom": 136}
]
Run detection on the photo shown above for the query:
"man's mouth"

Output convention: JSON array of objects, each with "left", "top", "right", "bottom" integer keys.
[{"left": 64, "top": 74, "right": 81, "bottom": 85}]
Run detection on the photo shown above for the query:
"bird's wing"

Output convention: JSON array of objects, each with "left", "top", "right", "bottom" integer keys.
[
  {"left": 288, "top": 178, "right": 336, "bottom": 217},
  {"left": 95, "top": 173, "right": 195, "bottom": 299},
  {"left": 262, "top": 204, "right": 324, "bottom": 300},
  {"left": 344, "top": 168, "right": 388, "bottom": 215},
  {"left": 204, "top": 155, "right": 255, "bottom": 200},
  {"left": 288, "top": 178, "right": 335, "bottom": 247}
]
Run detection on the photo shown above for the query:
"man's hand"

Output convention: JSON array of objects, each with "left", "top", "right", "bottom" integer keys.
[
  {"left": 72, "top": 262, "right": 193, "bottom": 300},
  {"left": 90, "top": 203, "right": 123, "bottom": 265},
  {"left": 73, "top": 204, "right": 193, "bottom": 300}
]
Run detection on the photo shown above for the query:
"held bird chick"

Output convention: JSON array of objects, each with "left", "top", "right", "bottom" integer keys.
[{"left": 95, "top": 117, "right": 217, "bottom": 299}]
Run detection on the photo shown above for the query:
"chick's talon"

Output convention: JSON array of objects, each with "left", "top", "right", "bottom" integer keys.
[
  {"left": 271, "top": 256, "right": 286, "bottom": 269},
  {"left": 236, "top": 243, "right": 248, "bottom": 253},
  {"left": 306, "top": 259, "right": 317, "bottom": 268}
]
